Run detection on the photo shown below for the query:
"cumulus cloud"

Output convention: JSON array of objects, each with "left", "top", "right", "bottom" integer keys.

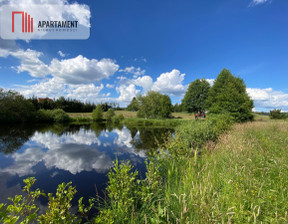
[
  {"left": 116, "top": 84, "right": 140, "bottom": 104},
  {"left": 49, "top": 56, "right": 119, "bottom": 84},
  {"left": 133, "top": 76, "right": 153, "bottom": 93},
  {"left": 20, "top": 77, "right": 66, "bottom": 98},
  {"left": 152, "top": 69, "right": 187, "bottom": 96},
  {"left": 247, "top": 87, "right": 288, "bottom": 111},
  {"left": 1, "top": 47, "right": 119, "bottom": 83},
  {"left": 67, "top": 84, "right": 104, "bottom": 102},
  {"left": 119, "top": 66, "right": 146, "bottom": 77},
  {"left": 0, "top": 48, "right": 49, "bottom": 77}
]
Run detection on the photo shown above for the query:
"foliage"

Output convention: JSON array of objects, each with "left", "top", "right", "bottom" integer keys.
[
  {"left": 106, "top": 108, "right": 116, "bottom": 121},
  {"left": 173, "top": 103, "right": 183, "bottom": 112},
  {"left": 136, "top": 91, "right": 173, "bottom": 119},
  {"left": 118, "top": 114, "right": 125, "bottom": 121},
  {"left": 127, "top": 97, "right": 140, "bottom": 111},
  {"left": 35, "top": 109, "right": 70, "bottom": 123},
  {"left": 0, "top": 177, "right": 44, "bottom": 223},
  {"left": 92, "top": 105, "right": 103, "bottom": 121},
  {"left": 29, "top": 96, "right": 106, "bottom": 113},
  {"left": 0, "top": 88, "right": 36, "bottom": 123},
  {"left": 269, "top": 109, "right": 287, "bottom": 119},
  {"left": 95, "top": 158, "right": 164, "bottom": 224},
  {"left": 38, "top": 182, "right": 79, "bottom": 223},
  {"left": 206, "top": 68, "right": 254, "bottom": 122},
  {"left": 95, "top": 159, "right": 138, "bottom": 223},
  {"left": 0, "top": 177, "right": 93, "bottom": 224},
  {"left": 182, "top": 78, "right": 210, "bottom": 113},
  {"left": 173, "top": 113, "right": 234, "bottom": 151},
  {"left": 50, "top": 109, "right": 71, "bottom": 123}
]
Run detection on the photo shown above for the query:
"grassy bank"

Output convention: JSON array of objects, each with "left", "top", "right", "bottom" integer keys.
[
  {"left": 157, "top": 120, "right": 288, "bottom": 223},
  {"left": 95, "top": 116, "right": 288, "bottom": 223}
]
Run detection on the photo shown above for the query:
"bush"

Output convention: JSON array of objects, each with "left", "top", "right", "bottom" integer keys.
[
  {"left": 174, "top": 113, "right": 234, "bottom": 150},
  {"left": 111, "top": 115, "right": 120, "bottom": 124},
  {"left": 118, "top": 114, "right": 125, "bottom": 121},
  {"left": 35, "top": 109, "right": 70, "bottom": 123},
  {"left": 106, "top": 108, "right": 115, "bottom": 121},
  {"left": 35, "top": 109, "right": 54, "bottom": 122},
  {"left": 92, "top": 105, "right": 103, "bottom": 121},
  {"left": 269, "top": 109, "right": 287, "bottom": 119},
  {"left": 51, "top": 109, "right": 70, "bottom": 123},
  {"left": 0, "top": 177, "right": 93, "bottom": 223}
]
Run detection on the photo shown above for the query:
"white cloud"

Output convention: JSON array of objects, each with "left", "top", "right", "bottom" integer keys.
[
  {"left": 106, "top": 83, "right": 114, "bottom": 89},
  {"left": 0, "top": 48, "right": 49, "bottom": 77},
  {"left": 116, "top": 84, "right": 140, "bottom": 104},
  {"left": 49, "top": 56, "right": 119, "bottom": 84},
  {"left": 206, "top": 78, "right": 215, "bottom": 86},
  {"left": 119, "top": 66, "right": 146, "bottom": 77},
  {"left": 152, "top": 69, "right": 186, "bottom": 96},
  {"left": 67, "top": 83, "right": 104, "bottom": 102},
  {"left": 20, "top": 77, "right": 66, "bottom": 98},
  {"left": 247, "top": 87, "right": 288, "bottom": 111},
  {"left": 1, "top": 46, "right": 119, "bottom": 84},
  {"left": 133, "top": 76, "right": 153, "bottom": 93},
  {"left": 58, "top": 51, "right": 66, "bottom": 57},
  {"left": 19, "top": 77, "right": 110, "bottom": 104},
  {"left": 247, "top": 87, "right": 272, "bottom": 101},
  {"left": 250, "top": 0, "right": 270, "bottom": 6}
]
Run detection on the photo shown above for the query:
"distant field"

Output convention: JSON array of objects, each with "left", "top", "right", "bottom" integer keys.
[
  {"left": 68, "top": 111, "right": 271, "bottom": 122},
  {"left": 68, "top": 111, "right": 195, "bottom": 119}
]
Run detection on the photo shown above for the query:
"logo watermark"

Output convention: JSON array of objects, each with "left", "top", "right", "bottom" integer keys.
[{"left": 1, "top": 4, "right": 90, "bottom": 39}]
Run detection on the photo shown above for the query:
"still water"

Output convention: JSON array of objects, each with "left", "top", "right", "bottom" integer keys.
[{"left": 0, "top": 123, "right": 173, "bottom": 209}]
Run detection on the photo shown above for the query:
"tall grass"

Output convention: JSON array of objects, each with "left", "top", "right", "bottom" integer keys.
[{"left": 158, "top": 120, "right": 288, "bottom": 223}]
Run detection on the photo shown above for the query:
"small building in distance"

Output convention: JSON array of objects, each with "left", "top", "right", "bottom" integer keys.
[{"left": 38, "top": 97, "right": 54, "bottom": 103}]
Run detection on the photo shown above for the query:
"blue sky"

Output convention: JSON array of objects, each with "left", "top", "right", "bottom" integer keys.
[{"left": 0, "top": 0, "right": 288, "bottom": 111}]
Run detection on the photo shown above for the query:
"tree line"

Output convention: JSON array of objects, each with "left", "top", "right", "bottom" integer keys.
[
  {"left": 0, "top": 89, "right": 117, "bottom": 123},
  {"left": 127, "top": 68, "right": 254, "bottom": 122}
]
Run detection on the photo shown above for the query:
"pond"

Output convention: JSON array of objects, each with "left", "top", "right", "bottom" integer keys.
[{"left": 0, "top": 123, "right": 173, "bottom": 210}]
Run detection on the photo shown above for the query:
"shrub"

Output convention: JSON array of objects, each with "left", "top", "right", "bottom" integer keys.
[
  {"left": 118, "top": 114, "right": 125, "bottom": 121},
  {"left": 35, "top": 109, "right": 54, "bottom": 122},
  {"left": 51, "top": 109, "right": 70, "bottom": 123},
  {"left": 174, "top": 113, "right": 233, "bottom": 150},
  {"left": 0, "top": 177, "right": 93, "bottom": 223},
  {"left": 92, "top": 105, "right": 103, "bottom": 121},
  {"left": 111, "top": 115, "right": 120, "bottom": 124},
  {"left": 35, "top": 109, "right": 70, "bottom": 123},
  {"left": 269, "top": 109, "right": 286, "bottom": 119},
  {"left": 106, "top": 108, "right": 115, "bottom": 121}
]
